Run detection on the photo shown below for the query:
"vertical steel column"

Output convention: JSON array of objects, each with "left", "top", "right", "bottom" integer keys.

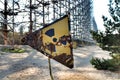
[
  {"left": 12, "top": 0, "right": 15, "bottom": 45},
  {"left": 3, "top": 0, "right": 8, "bottom": 45},
  {"left": 43, "top": 0, "right": 45, "bottom": 25},
  {"left": 29, "top": 0, "right": 33, "bottom": 33}
]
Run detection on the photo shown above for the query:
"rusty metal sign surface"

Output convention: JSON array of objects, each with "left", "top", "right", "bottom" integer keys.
[{"left": 21, "top": 15, "right": 74, "bottom": 68}]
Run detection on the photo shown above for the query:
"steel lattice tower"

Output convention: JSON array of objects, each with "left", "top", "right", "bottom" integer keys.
[{"left": 0, "top": 0, "right": 94, "bottom": 43}]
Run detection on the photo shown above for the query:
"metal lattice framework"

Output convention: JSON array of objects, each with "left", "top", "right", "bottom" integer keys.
[{"left": 0, "top": 0, "right": 93, "bottom": 43}]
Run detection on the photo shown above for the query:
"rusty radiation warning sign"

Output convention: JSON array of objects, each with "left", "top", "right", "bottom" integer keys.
[{"left": 21, "top": 15, "right": 74, "bottom": 68}]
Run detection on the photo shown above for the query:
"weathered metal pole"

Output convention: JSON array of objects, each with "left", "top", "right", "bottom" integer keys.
[
  {"left": 3, "top": 0, "right": 8, "bottom": 45},
  {"left": 12, "top": 0, "right": 15, "bottom": 46},
  {"left": 53, "top": 1, "right": 55, "bottom": 20},
  {"left": 43, "top": 0, "right": 45, "bottom": 26},
  {"left": 29, "top": 0, "right": 33, "bottom": 33}
]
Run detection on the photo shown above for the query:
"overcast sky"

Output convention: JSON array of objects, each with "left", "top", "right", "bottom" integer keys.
[{"left": 93, "top": 0, "right": 110, "bottom": 31}]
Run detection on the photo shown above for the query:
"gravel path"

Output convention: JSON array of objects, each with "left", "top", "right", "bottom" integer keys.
[{"left": 0, "top": 45, "right": 119, "bottom": 80}]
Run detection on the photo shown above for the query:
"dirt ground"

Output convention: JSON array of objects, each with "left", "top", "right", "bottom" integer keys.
[{"left": 0, "top": 45, "right": 120, "bottom": 80}]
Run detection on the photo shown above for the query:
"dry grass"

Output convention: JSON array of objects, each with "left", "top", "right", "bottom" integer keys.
[
  {"left": 57, "top": 73, "right": 92, "bottom": 80},
  {"left": 0, "top": 45, "right": 120, "bottom": 80}
]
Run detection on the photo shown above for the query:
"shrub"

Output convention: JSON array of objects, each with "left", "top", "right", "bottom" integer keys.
[
  {"left": 90, "top": 57, "right": 119, "bottom": 71},
  {"left": 1, "top": 47, "right": 25, "bottom": 53}
]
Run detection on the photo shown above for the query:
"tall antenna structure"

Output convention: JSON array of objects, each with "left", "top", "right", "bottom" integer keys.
[{"left": 0, "top": 0, "right": 94, "bottom": 44}]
